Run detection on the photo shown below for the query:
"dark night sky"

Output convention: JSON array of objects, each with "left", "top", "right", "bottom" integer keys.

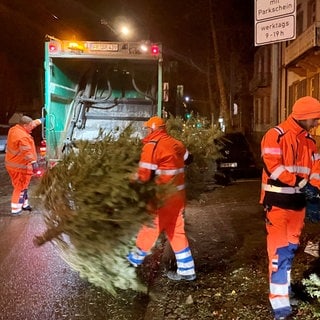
[
  {"left": 0, "top": 0, "right": 254, "bottom": 116},
  {"left": 0, "top": 0, "right": 254, "bottom": 63}
]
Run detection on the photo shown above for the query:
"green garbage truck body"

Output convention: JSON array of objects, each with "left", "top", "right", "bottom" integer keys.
[{"left": 43, "top": 36, "right": 163, "bottom": 167}]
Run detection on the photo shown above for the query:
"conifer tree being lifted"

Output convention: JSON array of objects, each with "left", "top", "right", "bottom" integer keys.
[{"left": 33, "top": 115, "right": 222, "bottom": 295}]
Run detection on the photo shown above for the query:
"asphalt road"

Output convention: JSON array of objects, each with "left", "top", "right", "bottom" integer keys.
[
  {"left": 0, "top": 154, "right": 150, "bottom": 320},
  {"left": 0, "top": 153, "right": 264, "bottom": 320}
]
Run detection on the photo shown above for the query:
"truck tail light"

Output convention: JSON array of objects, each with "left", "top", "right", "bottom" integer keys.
[
  {"left": 49, "top": 43, "right": 58, "bottom": 52},
  {"left": 151, "top": 45, "right": 159, "bottom": 55},
  {"left": 40, "top": 140, "right": 46, "bottom": 157}
]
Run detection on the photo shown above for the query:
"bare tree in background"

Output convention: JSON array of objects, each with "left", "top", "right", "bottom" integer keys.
[{"left": 208, "top": 0, "right": 230, "bottom": 130}]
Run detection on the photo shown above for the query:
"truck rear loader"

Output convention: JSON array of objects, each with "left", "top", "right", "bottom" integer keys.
[{"left": 43, "top": 35, "right": 163, "bottom": 167}]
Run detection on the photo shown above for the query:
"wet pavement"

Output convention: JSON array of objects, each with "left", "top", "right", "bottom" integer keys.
[
  {"left": 0, "top": 154, "right": 151, "bottom": 320},
  {"left": 0, "top": 153, "right": 264, "bottom": 320}
]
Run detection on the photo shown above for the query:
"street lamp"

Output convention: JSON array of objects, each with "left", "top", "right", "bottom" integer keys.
[
  {"left": 100, "top": 19, "right": 132, "bottom": 39},
  {"left": 218, "top": 117, "right": 225, "bottom": 132},
  {"left": 120, "top": 25, "right": 131, "bottom": 38}
]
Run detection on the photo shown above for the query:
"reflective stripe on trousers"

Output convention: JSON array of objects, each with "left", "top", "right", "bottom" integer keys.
[
  {"left": 11, "top": 189, "right": 28, "bottom": 214},
  {"left": 266, "top": 205, "right": 304, "bottom": 318},
  {"left": 6, "top": 169, "right": 32, "bottom": 214},
  {"left": 269, "top": 244, "right": 297, "bottom": 316},
  {"left": 127, "top": 248, "right": 148, "bottom": 266},
  {"left": 175, "top": 246, "right": 195, "bottom": 276}
]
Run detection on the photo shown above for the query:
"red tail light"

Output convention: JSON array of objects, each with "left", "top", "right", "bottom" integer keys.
[
  {"left": 40, "top": 140, "right": 46, "bottom": 157},
  {"left": 36, "top": 169, "right": 43, "bottom": 176},
  {"left": 151, "top": 45, "right": 159, "bottom": 55}
]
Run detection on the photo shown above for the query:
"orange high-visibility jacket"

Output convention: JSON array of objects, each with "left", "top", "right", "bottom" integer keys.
[
  {"left": 5, "top": 124, "right": 38, "bottom": 174},
  {"left": 138, "top": 129, "right": 190, "bottom": 192},
  {"left": 260, "top": 115, "right": 320, "bottom": 210}
]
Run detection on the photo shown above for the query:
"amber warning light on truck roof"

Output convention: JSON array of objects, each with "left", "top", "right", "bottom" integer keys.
[{"left": 67, "top": 42, "right": 84, "bottom": 51}]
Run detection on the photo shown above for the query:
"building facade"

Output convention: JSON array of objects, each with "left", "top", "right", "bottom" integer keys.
[{"left": 251, "top": 0, "right": 320, "bottom": 145}]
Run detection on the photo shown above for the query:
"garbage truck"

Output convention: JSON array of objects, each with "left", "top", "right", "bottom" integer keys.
[{"left": 42, "top": 35, "right": 163, "bottom": 167}]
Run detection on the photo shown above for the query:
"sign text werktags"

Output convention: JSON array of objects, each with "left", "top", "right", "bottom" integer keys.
[{"left": 255, "top": 0, "right": 296, "bottom": 46}]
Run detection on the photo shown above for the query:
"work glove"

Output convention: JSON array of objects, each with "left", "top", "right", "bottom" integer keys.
[
  {"left": 306, "top": 198, "right": 320, "bottom": 223},
  {"left": 297, "top": 178, "right": 320, "bottom": 200},
  {"left": 184, "top": 153, "right": 193, "bottom": 165},
  {"left": 32, "top": 162, "right": 39, "bottom": 174}
]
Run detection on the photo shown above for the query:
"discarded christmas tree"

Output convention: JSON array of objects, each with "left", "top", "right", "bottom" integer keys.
[
  {"left": 166, "top": 114, "right": 223, "bottom": 199},
  {"left": 33, "top": 117, "right": 222, "bottom": 295}
]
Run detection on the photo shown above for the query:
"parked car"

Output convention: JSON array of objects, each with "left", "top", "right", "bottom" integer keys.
[
  {"left": 0, "top": 125, "right": 9, "bottom": 152},
  {"left": 214, "top": 132, "right": 260, "bottom": 184}
]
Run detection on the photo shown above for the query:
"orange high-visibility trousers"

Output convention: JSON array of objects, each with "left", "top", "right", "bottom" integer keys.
[
  {"left": 7, "top": 168, "right": 32, "bottom": 213},
  {"left": 136, "top": 193, "right": 189, "bottom": 253},
  {"left": 266, "top": 205, "right": 305, "bottom": 317}
]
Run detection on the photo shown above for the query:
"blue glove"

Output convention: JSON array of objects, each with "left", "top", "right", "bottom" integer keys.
[
  {"left": 300, "top": 181, "right": 319, "bottom": 200},
  {"left": 306, "top": 199, "right": 320, "bottom": 223},
  {"left": 40, "top": 117, "right": 45, "bottom": 124}
]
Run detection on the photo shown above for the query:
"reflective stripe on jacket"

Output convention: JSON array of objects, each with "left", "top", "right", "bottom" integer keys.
[
  {"left": 138, "top": 129, "right": 187, "bottom": 191},
  {"left": 5, "top": 124, "right": 37, "bottom": 174},
  {"left": 260, "top": 115, "right": 320, "bottom": 210}
]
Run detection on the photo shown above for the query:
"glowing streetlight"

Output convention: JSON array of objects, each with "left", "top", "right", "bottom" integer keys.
[
  {"left": 100, "top": 19, "right": 132, "bottom": 39},
  {"left": 100, "top": 17, "right": 133, "bottom": 39},
  {"left": 120, "top": 25, "right": 131, "bottom": 38}
]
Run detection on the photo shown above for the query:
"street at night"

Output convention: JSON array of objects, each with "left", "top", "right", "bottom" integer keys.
[
  {"left": 3, "top": 1, "right": 320, "bottom": 319},
  {"left": 0, "top": 151, "right": 269, "bottom": 320},
  {"left": 2, "top": 152, "right": 320, "bottom": 319},
  {"left": 0, "top": 153, "right": 151, "bottom": 320}
]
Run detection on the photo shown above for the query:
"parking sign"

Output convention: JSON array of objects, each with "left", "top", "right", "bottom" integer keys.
[{"left": 255, "top": 0, "right": 296, "bottom": 46}]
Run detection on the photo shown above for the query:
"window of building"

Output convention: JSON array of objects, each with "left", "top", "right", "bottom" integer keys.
[
  {"left": 307, "top": 0, "right": 316, "bottom": 27},
  {"left": 263, "top": 95, "right": 271, "bottom": 125},
  {"left": 257, "top": 54, "right": 263, "bottom": 74},
  {"left": 265, "top": 46, "right": 271, "bottom": 73},
  {"left": 309, "top": 75, "right": 319, "bottom": 99},
  {"left": 298, "top": 79, "right": 307, "bottom": 97},
  {"left": 296, "top": 4, "right": 303, "bottom": 36},
  {"left": 288, "top": 82, "right": 300, "bottom": 113},
  {"left": 254, "top": 97, "right": 262, "bottom": 125}
]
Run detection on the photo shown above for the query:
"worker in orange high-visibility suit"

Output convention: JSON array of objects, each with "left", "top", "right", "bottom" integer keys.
[
  {"left": 260, "top": 96, "right": 320, "bottom": 320},
  {"left": 5, "top": 116, "right": 44, "bottom": 215},
  {"left": 127, "top": 116, "right": 196, "bottom": 281}
]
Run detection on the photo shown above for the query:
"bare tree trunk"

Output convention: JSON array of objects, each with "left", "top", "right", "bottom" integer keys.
[
  {"left": 207, "top": 54, "right": 215, "bottom": 123},
  {"left": 209, "top": 0, "right": 230, "bottom": 130}
]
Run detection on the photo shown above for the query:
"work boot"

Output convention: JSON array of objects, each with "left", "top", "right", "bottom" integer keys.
[
  {"left": 126, "top": 255, "right": 139, "bottom": 268},
  {"left": 167, "top": 271, "right": 196, "bottom": 281},
  {"left": 11, "top": 210, "right": 22, "bottom": 216},
  {"left": 274, "top": 314, "right": 293, "bottom": 320},
  {"left": 289, "top": 289, "right": 301, "bottom": 306},
  {"left": 289, "top": 296, "right": 300, "bottom": 306},
  {"left": 22, "top": 205, "right": 32, "bottom": 211}
]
